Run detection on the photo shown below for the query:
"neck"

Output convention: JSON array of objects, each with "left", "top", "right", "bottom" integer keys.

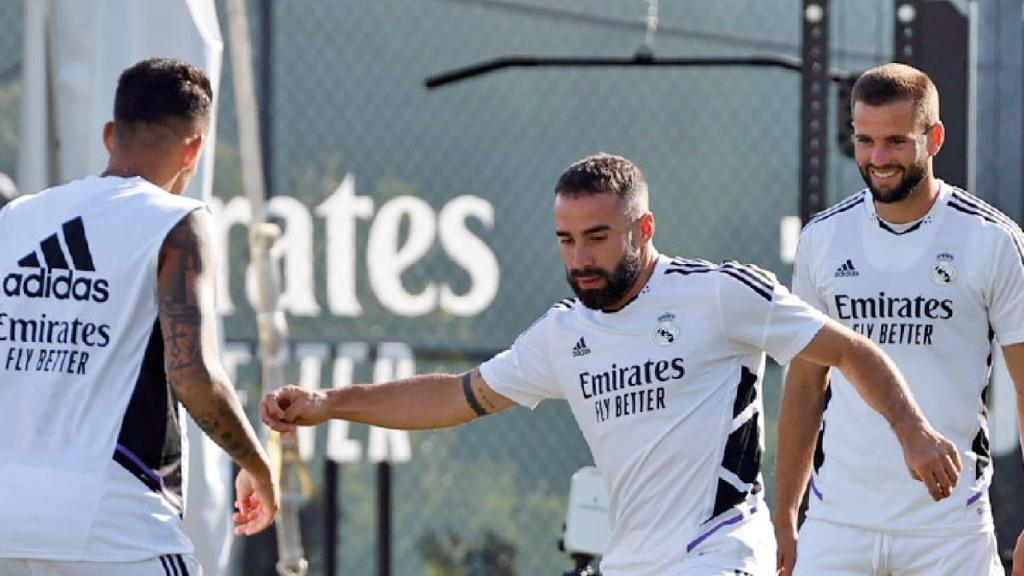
[
  {"left": 101, "top": 166, "right": 139, "bottom": 179},
  {"left": 874, "top": 175, "right": 940, "bottom": 224},
  {"left": 103, "top": 157, "right": 187, "bottom": 194},
  {"left": 604, "top": 245, "right": 660, "bottom": 312}
]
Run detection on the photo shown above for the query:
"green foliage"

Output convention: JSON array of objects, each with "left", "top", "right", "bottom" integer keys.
[
  {"left": 418, "top": 529, "right": 516, "bottom": 576},
  {"left": 0, "top": 80, "right": 20, "bottom": 177}
]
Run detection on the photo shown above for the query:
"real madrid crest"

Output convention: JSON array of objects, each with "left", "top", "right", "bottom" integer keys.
[
  {"left": 655, "top": 312, "right": 680, "bottom": 346},
  {"left": 931, "top": 252, "right": 957, "bottom": 286}
]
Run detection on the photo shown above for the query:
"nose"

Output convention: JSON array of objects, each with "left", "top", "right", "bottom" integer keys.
[
  {"left": 570, "top": 244, "right": 593, "bottom": 271},
  {"left": 870, "top": 144, "right": 891, "bottom": 166}
]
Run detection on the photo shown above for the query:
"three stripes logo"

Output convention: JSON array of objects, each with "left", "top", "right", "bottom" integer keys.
[
  {"left": 833, "top": 259, "right": 859, "bottom": 278},
  {"left": 2, "top": 216, "right": 110, "bottom": 303},
  {"left": 571, "top": 337, "right": 591, "bottom": 358}
]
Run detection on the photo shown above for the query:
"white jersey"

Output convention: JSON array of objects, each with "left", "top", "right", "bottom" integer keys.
[
  {"left": 0, "top": 175, "right": 203, "bottom": 561},
  {"left": 793, "top": 182, "right": 1024, "bottom": 535},
  {"left": 481, "top": 254, "right": 827, "bottom": 576}
]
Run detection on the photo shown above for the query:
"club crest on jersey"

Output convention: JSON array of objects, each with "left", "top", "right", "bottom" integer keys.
[
  {"left": 1, "top": 216, "right": 109, "bottom": 303},
  {"left": 931, "top": 252, "right": 957, "bottom": 286},
  {"left": 654, "top": 312, "right": 680, "bottom": 346}
]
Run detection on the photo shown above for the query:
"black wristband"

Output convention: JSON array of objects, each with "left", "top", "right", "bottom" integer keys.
[{"left": 462, "top": 372, "right": 488, "bottom": 417}]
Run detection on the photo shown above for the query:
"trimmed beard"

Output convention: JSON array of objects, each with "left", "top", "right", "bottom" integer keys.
[
  {"left": 566, "top": 245, "right": 642, "bottom": 310},
  {"left": 860, "top": 159, "right": 927, "bottom": 205}
]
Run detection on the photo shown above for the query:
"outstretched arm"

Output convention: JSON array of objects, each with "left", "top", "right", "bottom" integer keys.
[
  {"left": 773, "top": 357, "right": 829, "bottom": 576},
  {"left": 1000, "top": 342, "right": 1024, "bottom": 576},
  {"left": 261, "top": 368, "right": 516, "bottom": 432},
  {"left": 158, "top": 209, "right": 278, "bottom": 535},
  {"left": 793, "top": 320, "right": 961, "bottom": 497}
]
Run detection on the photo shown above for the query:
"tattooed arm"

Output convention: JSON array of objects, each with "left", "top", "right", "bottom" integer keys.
[
  {"left": 158, "top": 209, "right": 278, "bottom": 535},
  {"left": 260, "top": 369, "right": 516, "bottom": 432}
]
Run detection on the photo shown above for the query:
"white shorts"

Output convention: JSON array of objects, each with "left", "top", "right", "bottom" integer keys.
[
  {"left": 794, "top": 518, "right": 1002, "bottom": 576},
  {"left": 0, "top": 555, "right": 202, "bottom": 576}
]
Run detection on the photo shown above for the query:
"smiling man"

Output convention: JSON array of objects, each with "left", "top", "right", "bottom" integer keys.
[
  {"left": 262, "top": 153, "right": 957, "bottom": 576},
  {"left": 775, "top": 63, "right": 1024, "bottom": 576}
]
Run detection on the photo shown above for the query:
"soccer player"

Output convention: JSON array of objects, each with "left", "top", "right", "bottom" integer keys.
[
  {"left": 262, "top": 153, "right": 957, "bottom": 576},
  {"left": 0, "top": 58, "right": 277, "bottom": 575},
  {"left": 774, "top": 63, "right": 1024, "bottom": 576}
]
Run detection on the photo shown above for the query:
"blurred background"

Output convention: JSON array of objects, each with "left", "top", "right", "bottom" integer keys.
[{"left": 0, "top": 1, "right": 1021, "bottom": 574}]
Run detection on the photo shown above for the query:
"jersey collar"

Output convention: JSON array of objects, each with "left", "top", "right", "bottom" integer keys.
[{"left": 866, "top": 180, "right": 950, "bottom": 236}]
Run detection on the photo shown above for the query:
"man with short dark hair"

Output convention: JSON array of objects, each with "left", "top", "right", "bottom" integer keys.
[
  {"left": 0, "top": 57, "right": 277, "bottom": 575},
  {"left": 774, "top": 62, "right": 1024, "bottom": 576},
  {"left": 262, "top": 152, "right": 957, "bottom": 576}
]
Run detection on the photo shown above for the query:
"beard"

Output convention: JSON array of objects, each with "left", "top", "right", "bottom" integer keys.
[
  {"left": 566, "top": 245, "right": 642, "bottom": 310},
  {"left": 859, "top": 159, "right": 927, "bottom": 205}
]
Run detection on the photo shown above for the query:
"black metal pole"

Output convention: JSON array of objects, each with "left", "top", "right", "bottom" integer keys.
[
  {"left": 893, "top": 0, "right": 970, "bottom": 190},
  {"left": 258, "top": 0, "right": 274, "bottom": 197},
  {"left": 325, "top": 459, "right": 338, "bottom": 575},
  {"left": 377, "top": 462, "right": 392, "bottom": 576},
  {"left": 800, "top": 0, "right": 831, "bottom": 223}
]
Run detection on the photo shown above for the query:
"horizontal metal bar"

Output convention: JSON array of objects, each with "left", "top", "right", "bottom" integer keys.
[{"left": 425, "top": 54, "right": 852, "bottom": 88}]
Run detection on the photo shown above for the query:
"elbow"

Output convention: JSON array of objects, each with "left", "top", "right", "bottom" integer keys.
[
  {"left": 834, "top": 331, "right": 877, "bottom": 374},
  {"left": 167, "top": 364, "right": 226, "bottom": 402}
]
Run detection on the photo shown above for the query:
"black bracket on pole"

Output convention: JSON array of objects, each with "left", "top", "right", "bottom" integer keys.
[
  {"left": 423, "top": 7, "right": 850, "bottom": 234},
  {"left": 425, "top": 54, "right": 848, "bottom": 89},
  {"left": 800, "top": 0, "right": 830, "bottom": 224}
]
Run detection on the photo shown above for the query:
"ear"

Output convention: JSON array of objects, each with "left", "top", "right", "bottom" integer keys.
[
  {"left": 102, "top": 122, "right": 116, "bottom": 153},
  {"left": 926, "top": 121, "right": 945, "bottom": 157},
  {"left": 181, "top": 134, "right": 205, "bottom": 171},
  {"left": 638, "top": 212, "right": 655, "bottom": 242}
]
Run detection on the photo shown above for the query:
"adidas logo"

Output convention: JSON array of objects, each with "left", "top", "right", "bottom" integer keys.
[
  {"left": 833, "top": 259, "right": 859, "bottom": 278},
  {"left": 2, "top": 216, "right": 110, "bottom": 303},
  {"left": 571, "top": 337, "right": 591, "bottom": 358}
]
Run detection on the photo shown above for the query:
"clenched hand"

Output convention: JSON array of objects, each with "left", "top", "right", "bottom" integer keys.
[{"left": 261, "top": 386, "right": 331, "bottom": 432}]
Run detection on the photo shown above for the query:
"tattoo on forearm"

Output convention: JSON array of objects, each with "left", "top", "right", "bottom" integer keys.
[
  {"left": 193, "top": 406, "right": 257, "bottom": 463},
  {"left": 462, "top": 372, "right": 494, "bottom": 417},
  {"left": 161, "top": 218, "right": 258, "bottom": 466}
]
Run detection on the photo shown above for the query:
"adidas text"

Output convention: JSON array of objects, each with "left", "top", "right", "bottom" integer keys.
[
  {"left": 834, "top": 259, "right": 859, "bottom": 278},
  {"left": 572, "top": 338, "right": 591, "bottom": 357},
  {"left": 2, "top": 268, "right": 110, "bottom": 303}
]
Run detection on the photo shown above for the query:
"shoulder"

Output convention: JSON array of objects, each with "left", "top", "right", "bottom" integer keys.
[
  {"left": 717, "top": 260, "right": 777, "bottom": 301},
  {"left": 664, "top": 256, "right": 716, "bottom": 276},
  {"left": 0, "top": 193, "right": 35, "bottom": 218},
  {"left": 803, "top": 190, "right": 867, "bottom": 231},
  {"left": 135, "top": 181, "right": 205, "bottom": 212},
  {"left": 516, "top": 297, "right": 578, "bottom": 337},
  {"left": 946, "top": 187, "right": 1024, "bottom": 259},
  {"left": 158, "top": 209, "right": 215, "bottom": 270},
  {"left": 663, "top": 256, "right": 777, "bottom": 301},
  {"left": 946, "top": 187, "right": 1023, "bottom": 234},
  {"left": 550, "top": 297, "right": 579, "bottom": 312}
]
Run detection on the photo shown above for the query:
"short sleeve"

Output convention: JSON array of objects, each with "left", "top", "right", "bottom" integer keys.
[
  {"left": 988, "top": 227, "right": 1024, "bottom": 346},
  {"left": 791, "top": 230, "right": 828, "bottom": 313},
  {"left": 479, "top": 313, "right": 563, "bottom": 408},
  {"left": 716, "top": 261, "right": 827, "bottom": 366}
]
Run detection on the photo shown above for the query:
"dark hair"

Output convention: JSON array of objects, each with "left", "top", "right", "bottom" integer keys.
[
  {"left": 554, "top": 153, "right": 649, "bottom": 217},
  {"left": 851, "top": 63, "right": 939, "bottom": 130},
  {"left": 113, "top": 57, "right": 213, "bottom": 136}
]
